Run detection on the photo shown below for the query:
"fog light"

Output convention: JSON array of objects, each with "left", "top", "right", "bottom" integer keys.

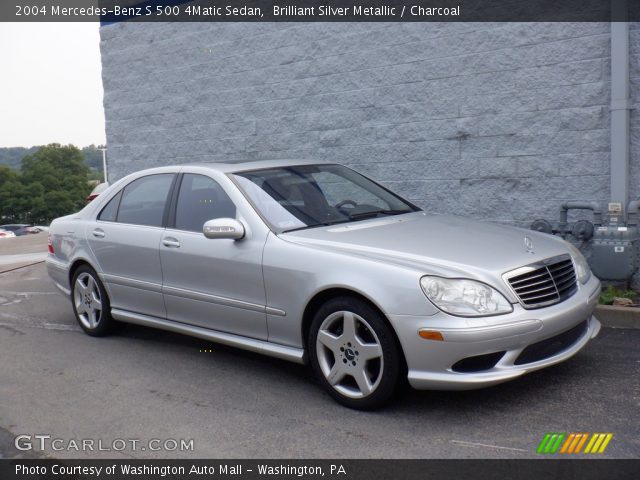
[{"left": 418, "top": 330, "right": 444, "bottom": 341}]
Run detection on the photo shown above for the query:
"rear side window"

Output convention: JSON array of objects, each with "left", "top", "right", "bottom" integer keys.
[
  {"left": 116, "top": 174, "right": 175, "bottom": 227},
  {"left": 174, "top": 174, "right": 236, "bottom": 232},
  {"left": 98, "top": 191, "right": 122, "bottom": 222}
]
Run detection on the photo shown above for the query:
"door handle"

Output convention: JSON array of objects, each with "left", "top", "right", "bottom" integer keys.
[
  {"left": 162, "top": 237, "right": 180, "bottom": 248},
  {"left": 92, "top": 228, "right": 105, "bottom": 238}
]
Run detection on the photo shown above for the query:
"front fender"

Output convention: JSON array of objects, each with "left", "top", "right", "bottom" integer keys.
[{"left": 262, "top": 232, "right": 438, "bottom": 348}]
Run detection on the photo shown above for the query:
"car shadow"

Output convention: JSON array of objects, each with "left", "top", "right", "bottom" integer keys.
[
  {"left": 115, "top": 321, "right": 604, "bottom": 414},
  {"left": 118, "top": 322, "right": 312, "bottom": 381}
]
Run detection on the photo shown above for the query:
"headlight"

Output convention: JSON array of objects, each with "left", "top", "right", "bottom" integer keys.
[
  {"left": 565, "top": 242, "right": 591, "bottom": 284},
  {"left": 420, "top": 276, "right": 513, "bottom": 317}
]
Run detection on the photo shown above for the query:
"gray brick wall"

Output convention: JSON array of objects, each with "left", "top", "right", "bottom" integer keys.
[{"left": 101, "top": 22, "right": 636, "bottom": 229}]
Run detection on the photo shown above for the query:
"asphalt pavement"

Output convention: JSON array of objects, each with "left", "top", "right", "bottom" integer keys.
[
  {"left": 0, "top": 234, "right": 48, "bottom": 271},
  {"left": 0, "top": 236, "right": 638, "bottom": 459}
]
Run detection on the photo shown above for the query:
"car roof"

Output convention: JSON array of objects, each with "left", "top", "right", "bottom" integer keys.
[
  {"left": 183, "top": 158, "right": 331, "bottom": 173},
  {"left": 112, "top": 159, "right": 336, "bottom": 185}
]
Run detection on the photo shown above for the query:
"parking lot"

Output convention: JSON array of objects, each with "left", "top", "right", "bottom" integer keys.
[{"left": 0, "top": 235, "right": 639, "bottom": 459}]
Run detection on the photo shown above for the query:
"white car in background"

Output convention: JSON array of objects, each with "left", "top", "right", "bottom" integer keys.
[
  {"left": 0, "top": 229, "right": 17, "bottom": 239},
  {"left": 86, "top": 182, "right": 110, "bottom": 203}
]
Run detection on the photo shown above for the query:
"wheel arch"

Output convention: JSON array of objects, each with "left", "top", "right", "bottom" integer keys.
[
  {"left": 301, "top": 287, "right": 407, "bottom": 363},
  {"left": 68, "top": 258, "right": 98, "bottom": 288}
]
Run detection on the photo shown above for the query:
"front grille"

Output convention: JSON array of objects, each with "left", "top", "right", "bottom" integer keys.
[
  {"left": 506, "top": 255, "right": 577, "bottom": 309},
  {"left": 514, "top": 320, "right": 588, "bottom": 365}
]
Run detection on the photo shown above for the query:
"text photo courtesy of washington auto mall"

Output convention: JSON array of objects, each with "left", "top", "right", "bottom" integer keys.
[{"left": 0, "top": 1, "right": 639, "bottom": 480}]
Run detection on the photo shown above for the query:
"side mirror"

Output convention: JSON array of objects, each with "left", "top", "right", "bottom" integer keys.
[{"left": 203, "top": 218, "right": 245, "bottom": 240}]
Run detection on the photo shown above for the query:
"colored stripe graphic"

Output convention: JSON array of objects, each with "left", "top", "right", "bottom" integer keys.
[
  {"left": 560, "top": 433, "right": 575, "bottom": 453},
  {"left": 537, "top": 433, "right": 552, "bottom": 454},
  {"left": 597, "top": 434, "right": 613, "bottom": 453},
  {"left": 585, "top": 433, "right": 614, "bottom": 454},
  {"left": 560, "top": 433, "right": 588, "bottom": 453},
  {"left": 537, "top": 433, "right": 565, "bottom": 454},
  {"left": 540, "top": 433, "right": 613, "bottom": 454},
  {"left": 574, "top": 433, "right": 589, "bottom": 453},
  {"left": 549, "top": 433, "right": 565, "bottom": 453}
]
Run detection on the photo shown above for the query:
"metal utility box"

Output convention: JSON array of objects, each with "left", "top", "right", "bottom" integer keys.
[{"left": 590, "top": 214, "right": 639, "bottom": 281}]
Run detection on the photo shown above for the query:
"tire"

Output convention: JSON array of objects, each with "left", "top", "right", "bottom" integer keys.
[
  {"left": 71, "top": 265, "right": 119, "bottom": 337},
  {"left": 308, "top": 296, "right": 405, "bottom": 410}
]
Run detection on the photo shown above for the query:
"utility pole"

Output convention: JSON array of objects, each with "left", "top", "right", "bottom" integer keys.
[{"left": 97, "top": 146, "right": 108, "bottom": 183}]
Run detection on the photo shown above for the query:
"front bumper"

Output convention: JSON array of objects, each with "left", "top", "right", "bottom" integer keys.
[{"left": 388, "top": 274, "right": 602, "bottom": 390}]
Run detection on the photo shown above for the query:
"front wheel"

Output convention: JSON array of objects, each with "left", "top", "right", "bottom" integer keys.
[
  {"left": 71, "top": 266, "right": 118, "bottom": 337},
  {"left": 308, "top": 297, "right": 405, "bottom": 410}
]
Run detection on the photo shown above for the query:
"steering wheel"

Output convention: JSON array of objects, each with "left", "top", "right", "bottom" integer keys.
[{"left": 335, "top": 199, "right": 358, "bottom": 209}]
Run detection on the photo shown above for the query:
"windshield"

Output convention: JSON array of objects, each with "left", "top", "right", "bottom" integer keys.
[{"left": 233, "top": 164, "right": 419, "bottom": 232}]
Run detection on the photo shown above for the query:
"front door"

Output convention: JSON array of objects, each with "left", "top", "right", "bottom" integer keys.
[{"left": 159, "top": 173, "right": 268, "bottom": 340}]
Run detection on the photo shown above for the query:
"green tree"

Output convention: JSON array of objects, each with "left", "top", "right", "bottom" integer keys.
[
  {"left": 0, "top": 179, "right": 28, "bottom": 222},
  {"left": 0, "top": 144, "right": 92, "bottom": 224},
  {"left": 0, "top": 164, "right": 19, "bottom": 186}
]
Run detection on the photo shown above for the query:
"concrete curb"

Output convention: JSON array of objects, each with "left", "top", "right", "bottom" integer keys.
[{"left": 596, "top": 305, "right": 640, "bottom": 329}]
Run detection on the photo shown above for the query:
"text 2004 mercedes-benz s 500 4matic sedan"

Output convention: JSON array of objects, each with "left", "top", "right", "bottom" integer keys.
[{"left": 46, "top": 160, "right": 601, "bottom": 409}]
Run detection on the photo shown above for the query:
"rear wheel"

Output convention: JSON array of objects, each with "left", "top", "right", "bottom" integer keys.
[
  {"left": 308, "top": 296, "right": 404, "bottom": 409},
  {"left": 71, "top": 266, "right": 118, "bottom": 336}
]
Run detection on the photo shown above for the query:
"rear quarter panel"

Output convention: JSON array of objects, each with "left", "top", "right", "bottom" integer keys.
[{"left": 47, "top": 216, "right": 98, "bottom": 293}]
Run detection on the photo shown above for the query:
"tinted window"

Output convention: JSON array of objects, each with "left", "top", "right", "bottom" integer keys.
[
  {"left": 116, "top": 174, "right": 174, "bottom": 227},
  {"left": 98, "top": 191, "right": 122, "bottom": 222},
  {"left": 175, "top": 174, "right": 236, "bottom": 232},
  {"left": 234, "top": 164, "right": 417, "bottom": 232}
]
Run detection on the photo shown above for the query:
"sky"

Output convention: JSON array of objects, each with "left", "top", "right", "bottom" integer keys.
[{"left": 0, "top": 22, "right": 106, "bottom": 148}]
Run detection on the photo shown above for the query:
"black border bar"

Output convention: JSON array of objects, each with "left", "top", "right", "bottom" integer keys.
[
  {"left": 2, "top": 0, "right": 639, "bottom": 23},
  {"left": 2, "top": 459, "right": 640, "bottom": 480}
]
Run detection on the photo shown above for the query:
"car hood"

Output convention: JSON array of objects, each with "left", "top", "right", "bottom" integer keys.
[{"left": 280, "top": 212, "right": 570, "bottom": 285}]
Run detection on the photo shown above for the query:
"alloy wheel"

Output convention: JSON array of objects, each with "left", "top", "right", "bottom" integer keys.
[
  {"left": 73, "top": 272, "right": 103, "bottom": 329},
  {"left": 315, "top": 310, "right": 384, "bottom": 398}
]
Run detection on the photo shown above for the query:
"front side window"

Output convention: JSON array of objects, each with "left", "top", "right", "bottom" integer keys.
[
  {"left": 174, "top": 174, "right": 236, "bottom": 232},
  {"left": 116, "top": 174, "right": 175, "bottom": 227},
  {"left": 234, "top": 164, "right": 418, "bottom": 232}
]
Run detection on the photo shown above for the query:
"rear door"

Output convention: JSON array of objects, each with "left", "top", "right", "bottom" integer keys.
[{"left": 87, "top": 173, "right": 176, "bottom": 319}]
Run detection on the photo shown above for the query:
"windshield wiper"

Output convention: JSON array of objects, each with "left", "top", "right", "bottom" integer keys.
[
  {"left": 282, "top": 218, "right": 352, "bottom": 233},
  {"left": 348, "top": 209, "right": 412, "bottom": 220},
  {"left": 281, "top": 211, "right": 411, "bottom": 233}
]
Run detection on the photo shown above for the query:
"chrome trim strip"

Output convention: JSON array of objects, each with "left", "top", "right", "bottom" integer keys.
[
  {"left": 163, "top": 284, "right": 286, "bottom": 316},
  {"left": 103, "top": 274, "right": 163, "bottom": 293},
  {"left": 111, "top": 308, "right": 303, "bottom": 364},
  {"left": 266, "top": 306, "right": 286, "bottom": 316},
  {"left": 102, "top": 275, "right": 287, "bottom": 316},
  {"left": 504, "top": 254, "right": 572, "bottom": 280}
]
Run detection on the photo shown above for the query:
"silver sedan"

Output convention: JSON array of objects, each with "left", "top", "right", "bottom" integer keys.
[{"left": 47, "top": 160, "right": 601, "bottom": 409}]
